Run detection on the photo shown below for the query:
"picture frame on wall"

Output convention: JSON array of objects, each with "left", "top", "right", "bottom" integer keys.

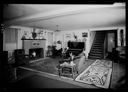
[
  {"left": 32, "top": 41, "right": 40, "bottom": 47},
  {"left": 66, "top": 33, "right": 71, "bottom": 38},
  {"left": 82, "top": 32, "right": 88, "bottom": 37}
]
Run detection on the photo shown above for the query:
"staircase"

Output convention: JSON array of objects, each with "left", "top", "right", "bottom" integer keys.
[{"left": 88, "top": 31, "right": 106, "bottom": 59}]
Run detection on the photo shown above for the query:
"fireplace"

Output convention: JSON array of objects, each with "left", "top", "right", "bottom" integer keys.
[
  {"left": 29, "top": 48, "right": 44, "bottom": 59},
  {"left": 22, "top": 39, "right": 46, "bottom": 58}
]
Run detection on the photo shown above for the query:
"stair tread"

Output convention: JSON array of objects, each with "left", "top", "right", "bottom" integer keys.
[
  {"left": 94, "top": 42, "right": 104, "bottom": 43},
  {"left": 90, "top": 51, "right": 103, "bottom": 53},
  {"left": 89, "top": 55, "right": 102, "bottom": 57},
  {"left": 90, "top": 52, "right": 103, "bottom": 54},
  {"left": 89, "top": 55, "right": 103, "bottom": 58},
  {"left": 91, "top": 49, "right": 103, "bottom": 51},
  {"left": 89, "top": 54, "right": 103, "bottom": 57},
  {"left": 90, "top": 49, "right": 103, "bottom": 53},
  {"left": 92, "top": 46, "right": 103, "bottom": 47},
  {"left": 89, "top": 32, "right": 105, "bottom": 59},
  {"left": 89, "top": 52, "right": 103, "bottom": 54},
  {"left": 93, "top": 43, "right": 104, "bottom": 44},
  {"left": 91, "top": 48, "right": 103, "bottom": 50},
  {"left": 88, "top": 57, "right": 103, "bottom": 59},
  {"left": 92, "top": 43, "right": 103, "bottom": 46},
  {"left": 93, "top": 44, "right": 103, "bottom": 45},
  {"left": 91, "top": 47, "right": 103, "bottom": 49},
  {"left": 92, "top": 46, "right": 103, "bottom": 48},
  {"left": 95, "top": 41, "right": 104, "bottom": 42},
  {"left": 88, "top": 57, "right": 103, "bottom": 58}
]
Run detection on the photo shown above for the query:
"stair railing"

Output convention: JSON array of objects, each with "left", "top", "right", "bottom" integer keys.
[{"left": 103, "top": 34, "right": 106, "bottom": 59}]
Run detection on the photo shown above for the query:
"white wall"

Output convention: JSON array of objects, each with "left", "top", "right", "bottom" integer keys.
[
  {"left": 5, "top": 43, "right": 17, "bottom": 58},
  {"left": 3, "top": 25, "right": 54, "bottom": 58},
  {"left": 3, "top": 25, "right": 125, "bottom": 58},
  {"left": 54, "top": 26, "right": 125, "bottom": 57},
  {"left": 9, "top": 26, "right": 33, "bottom": 50},
  {"left": 54, "top": 28, "right": 91, "bottom": 56},
  {"left": 3, "top": 27, "right": 18, "bottom": 58},
  {"left": 10, "top": 25, "right": 54, "bottom": 49},
  {"left": 88, "top": 31, "right": 96, "bottom": 54},
  {"left": 89, "top": 26, "right": 126, "bottom": 47}
]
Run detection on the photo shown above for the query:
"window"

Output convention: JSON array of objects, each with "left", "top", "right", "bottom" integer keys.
[{"left": 5, "top": 28, "right": 18, "bottom": 43}]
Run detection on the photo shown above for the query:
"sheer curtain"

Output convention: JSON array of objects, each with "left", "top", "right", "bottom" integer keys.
[
  {"left": 5, "top": 28, "right": 18, "bottom": 43},
  {"left": 4, "top": 28, "right": 18, "bottom": 57}
]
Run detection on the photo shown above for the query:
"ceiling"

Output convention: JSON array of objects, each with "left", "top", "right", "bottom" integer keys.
[{"left": 3, "top": 3, "right": 125, "bottom": 31}]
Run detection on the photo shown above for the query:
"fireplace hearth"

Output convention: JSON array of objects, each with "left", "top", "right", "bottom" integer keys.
[{"left": 29, "top": 48, "right": 44, "bottom": 59}]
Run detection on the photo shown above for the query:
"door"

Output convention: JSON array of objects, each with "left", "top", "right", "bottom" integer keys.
[{"left": 107, "top": 30, "right": 117, "bottom": 52}]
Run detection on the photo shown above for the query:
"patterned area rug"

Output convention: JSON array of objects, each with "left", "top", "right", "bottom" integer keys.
[
  {"left": 22, "top": 57, "right": 80, "bottom": 77},
  {"left": 75, "top": 59, "right": 112, "bottom": 88},
  {"left": 25, "top": 58, "right": 59, "bottom": 75}
]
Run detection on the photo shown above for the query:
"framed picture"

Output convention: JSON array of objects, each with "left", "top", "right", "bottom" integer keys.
[
  {"left": 32, "top": 41, "right": 40, "bottom": 46},
  {"left": 82, "top": 32, "right": 88, "bottom": 37}
]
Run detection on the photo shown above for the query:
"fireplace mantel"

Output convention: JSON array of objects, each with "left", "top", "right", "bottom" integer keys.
[
  {"left": 21, "top": 39, "right": 46, "bottom": 40},
  {"left": 22, "top": 39, "right": 46, "bottom": 58}
]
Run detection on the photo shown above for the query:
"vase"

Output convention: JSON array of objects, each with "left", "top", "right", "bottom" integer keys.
[{"left": 32, "top": 32, "right": 37, "bottom": 39}]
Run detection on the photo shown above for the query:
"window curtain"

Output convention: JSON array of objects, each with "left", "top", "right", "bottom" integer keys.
[{"left": 5, "top": 28, "right": 18, "bottom": 43}]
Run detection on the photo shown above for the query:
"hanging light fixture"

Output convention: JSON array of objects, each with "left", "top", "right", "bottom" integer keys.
[{"left": 55, "top": 25, "right": 60, "bottom": 32}]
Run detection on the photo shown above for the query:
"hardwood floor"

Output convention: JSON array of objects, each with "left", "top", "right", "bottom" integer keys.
[{"left": 4, "top": 57, "right": 126, "bottom": 89}]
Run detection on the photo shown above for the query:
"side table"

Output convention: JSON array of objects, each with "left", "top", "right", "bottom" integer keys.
[{"left": 58, "top": 64, "right": 78, "bottom": 79}]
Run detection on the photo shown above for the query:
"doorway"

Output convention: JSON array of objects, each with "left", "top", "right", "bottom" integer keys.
[
  {"left": 106, "top": 30, "right": 117, "bottom": 53},
  {"left": 105, "top": 29, "right": 117, "bottom": 60}
]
